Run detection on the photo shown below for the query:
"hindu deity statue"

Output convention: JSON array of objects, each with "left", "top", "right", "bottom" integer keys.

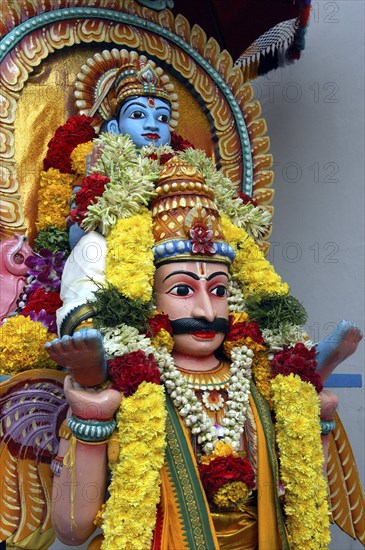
[
  {"left": 1, "top": 51, "right": 363, "bottom": 550},
  {"left": 46, "top": 145, "right": 361, "bottom": 548}
]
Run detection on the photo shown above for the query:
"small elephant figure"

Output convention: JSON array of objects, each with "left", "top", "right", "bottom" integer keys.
[{"left": 0, "top": 233, "right": 33, "bottom": 322}]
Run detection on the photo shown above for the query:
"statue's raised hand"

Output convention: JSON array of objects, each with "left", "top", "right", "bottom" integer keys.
[{"left": 45, "top": 328, "right": 107, "bottom": 387}]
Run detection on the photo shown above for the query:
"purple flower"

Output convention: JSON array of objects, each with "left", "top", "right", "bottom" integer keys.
[
  {"left": 25, "top": 248, "right": 66, "bottom": 292},
  {"left": 28, "top": 309, "right": 57, "bottom": 334}
]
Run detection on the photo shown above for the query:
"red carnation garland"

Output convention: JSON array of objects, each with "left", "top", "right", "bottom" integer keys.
[
  {"left": 21, "top": 288, "right": 62, "bottom": 316},
  {"left": 108, "top": 350, "right": 161, "bottom": 397},
  {"left": 69, "top": 173, "right": 110, "bottom": 225},
  {"left": 226, "top": 316, "right": 264, "bottom": 344},
  {"left": 146, "top": 314, "right": 173, "bottom": 338},
  {"left": 199, "top": 455, "right": 255, "bottom": 500},
  {"left": 148, "top": 131, "right": 196, "bottom": 165},
  {"left": 271, "top": 342, "right": 323, "bottom": 393},
  {"left": 43, "top": 115, "right": 96, "bottom": 174}
]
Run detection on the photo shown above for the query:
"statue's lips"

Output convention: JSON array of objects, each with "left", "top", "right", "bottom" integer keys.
[
  {"left": 192, "top": 331, "right": 217, "bottom": 339},
  {"left": 142, "top": 133, "right": 160, "bottom": 140}
]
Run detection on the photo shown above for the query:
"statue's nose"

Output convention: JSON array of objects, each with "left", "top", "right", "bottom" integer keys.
[
  {"left": 191, "top": 291, "right": 216, "bottom": 322},
  {"left": 144, "top": 113, "right": 159, "bottom": 130}
]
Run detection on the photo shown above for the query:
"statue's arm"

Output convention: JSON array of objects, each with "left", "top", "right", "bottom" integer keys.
[
  {"left": 51, "top": 377, "right": 121, "bottom": 546},
  {"left": 52, "top": 427, "right": 108, "bottom": 545}
]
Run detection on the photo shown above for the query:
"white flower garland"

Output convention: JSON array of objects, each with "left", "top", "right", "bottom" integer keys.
[
  {"left": 101, "top": 324, "right": 155, "bottom": 357},
  {"left": 102, "top": 326, "right": 253, "bottom": 455},
  {"left": 262, "top": 324, "right": 314, "bottom": 351},
  {"left": 154, "top": 345, "right": 253, "bottom": 455},
  {"left": 227, "top": 279, "right": 246, "bottom": 312}
]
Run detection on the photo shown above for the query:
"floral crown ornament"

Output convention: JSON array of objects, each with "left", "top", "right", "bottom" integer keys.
[
  {"left": 151, "top": 157, "right": 235, "bottom": 265},
  {"left": 77, "top": 49, "right": 179, "bottom": 129}
]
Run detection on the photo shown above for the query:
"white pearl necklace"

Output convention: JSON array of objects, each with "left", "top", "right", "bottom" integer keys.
[{"left": 155, "top": 346, "right": 253, "bottom": 455}]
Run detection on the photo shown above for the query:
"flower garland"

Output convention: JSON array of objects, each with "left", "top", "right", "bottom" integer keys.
[
  {"left": 36, "top": 168, "right": 75, "bottom": 231},
  {"left": 272, "top": 374, "right": 330, "bottom": 549},
  {"left": 199, "top": 442, "right": 255, "bottom": 511},
  {"left": 81, "top": 133, "right": 160, "bottom": 235},
  {"left": 0, "top": 316, "right": 57, "bottom": 375},
  {"left": 70, "top": 133, "right": 270, "bottom": 242},
  {"left": 69, "top": 173, "right": 110, "bottom": 226},
  {"left": 101, "top": 381, "right": 166, "bottom": 550},
  {"left": 43, "top": 115, "right": 96, "bottom": 174},
  {"left": 105, "top": 211, "right": 155, "bottom": 302},
  {"left": 156, "top": 345, "right": 253, "bottom": 454}
]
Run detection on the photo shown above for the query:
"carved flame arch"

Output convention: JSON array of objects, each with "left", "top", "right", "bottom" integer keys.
[{"left": 0, "top": 0, "right": 274, "bottom": 250}]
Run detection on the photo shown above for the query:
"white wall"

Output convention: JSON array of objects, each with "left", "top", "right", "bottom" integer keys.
[{"left": 254, "top": 2, "right": 364, "bottom": 548}]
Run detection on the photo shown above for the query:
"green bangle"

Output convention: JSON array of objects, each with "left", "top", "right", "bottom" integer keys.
[
  {"left": 68, "top": 415, "right": 116, "bottom": 442},
  {"left": 320, "top": 419, "right": 336, "bottom": 435}
]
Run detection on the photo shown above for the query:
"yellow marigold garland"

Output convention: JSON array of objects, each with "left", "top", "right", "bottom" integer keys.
[
  {"left": 150, "top": 329, "right": 174, "bottom": 353},
  {"left": 0, "top": 316, "right": 57, "bottom": 375},
  {"left": 36, "top": 168, "right": 74, "bottom": 231},
  {"left": 70, "top": 141, "right": 94, "bottom": 176},
  {"left": 251, "top": 350, "right": 273, "bottom": 408},
  {"left": 105, "top": 211, "right": 155, "bottom": 302},
  {"left": 221, "top": 214, "right": 289, "bottom": 299},
  {"left": 229, "top": 311, "right": 249, "bottom": 324},
  {"left": 101, "top": 382, "right": 166, "bottom": 550},
  {"left": 271, "top": 374, "right": 331, "bottom": 549},
  {"left": 213, "top": 481, "right": 251, "bottom": 510}
]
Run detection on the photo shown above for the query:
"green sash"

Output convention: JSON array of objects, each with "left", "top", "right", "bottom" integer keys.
[{"left": 164, "top": 394, "right": 218, "bottom": 549}]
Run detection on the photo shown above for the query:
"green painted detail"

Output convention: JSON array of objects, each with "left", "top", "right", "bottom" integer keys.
[
  {"left": 165, "top": 394, "right": 218, "bottom": 549},
  {"left": 0, "top": 7, "right": 252, "bottom": 193}
]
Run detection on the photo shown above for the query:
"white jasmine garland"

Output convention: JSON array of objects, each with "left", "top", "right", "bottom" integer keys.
[
  {"left": 227, "top": 279, "right": 246, "bottom": 312},
  {"left": 101, "top": 324, "right": 155, "bottom": 357},
  {"left": 262, "top": 324, "right": 314, "bottom": 351},
  {"left": 153, "top": 345, "right": 253, "bottom": 455},
  {"left": 140, "top": 143, "right": 175, "bottom": 159}
]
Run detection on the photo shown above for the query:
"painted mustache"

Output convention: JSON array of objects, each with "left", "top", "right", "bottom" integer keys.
[{"left": 170, "top": 318, "right": 229, "bottom": 335}]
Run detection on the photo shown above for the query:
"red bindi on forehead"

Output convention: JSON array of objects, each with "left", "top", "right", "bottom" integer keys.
[
  {"left": 197, "top": 262, "right": 207, "bottom": 278},
  {"left": 147, "top": 97, "right": 155, "bottom": 108}
]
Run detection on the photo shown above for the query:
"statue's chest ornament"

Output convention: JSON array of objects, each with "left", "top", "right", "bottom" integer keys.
[{"left": 161, "top": 347, "right": 254, "bottom": 454}]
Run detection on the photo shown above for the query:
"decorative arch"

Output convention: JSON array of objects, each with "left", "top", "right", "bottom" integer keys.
[{"left": 0, "top": 0, "right": 274, "bottom": 244}]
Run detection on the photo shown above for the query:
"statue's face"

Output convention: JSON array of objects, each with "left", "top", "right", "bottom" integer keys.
[
  {"left": 154, "top": 261, "right": 229, "bottom": 359},
  {"left": 117, "top": 96, "right": 171, "bottom": 148}
]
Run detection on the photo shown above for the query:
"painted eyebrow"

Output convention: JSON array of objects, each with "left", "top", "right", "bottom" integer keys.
[
  {"left": 162, "top": 270, "right": 229, "bottom": 282},
  {"left": 206, "top": 271, "right": 229, "bottom": 281},
  {"left": 121, "top": 101, "right": 147, "bottom": 114},
  {"left": 121, "top": 102, "right": 170, "bottom": 115}
]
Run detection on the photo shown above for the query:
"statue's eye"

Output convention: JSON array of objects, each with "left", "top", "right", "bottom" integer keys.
[
  {"left": 157, "top": 114, "right": 169, "bottom": 123},
  {"left": 129, "top": 110, "right": 145, "bottom": 119},
  {"left": 13, "top": 253, "right": 25, "bottom": 264},
  {"left": 169, "top": 285, "right": 193, "bottom": 297},
  {"left": 211, "top": 285, "right": 227, "bottom": 297}
]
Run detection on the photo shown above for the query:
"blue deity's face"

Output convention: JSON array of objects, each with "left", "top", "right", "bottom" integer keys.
[{"left": 117, "top": 96, "right": 171, "bottom": 149}]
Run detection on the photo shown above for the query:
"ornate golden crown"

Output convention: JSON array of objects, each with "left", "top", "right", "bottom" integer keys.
[
  {"left": 80, "top": 49, "right": 179, "bottom": 128},
  {"left": 151, "top": 157, "right": 235, "bottom": 265}
]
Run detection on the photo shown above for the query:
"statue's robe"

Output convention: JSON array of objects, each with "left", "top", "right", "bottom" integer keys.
[{"left": 155, "top": 386, "right": 289, "bottom": 550}]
